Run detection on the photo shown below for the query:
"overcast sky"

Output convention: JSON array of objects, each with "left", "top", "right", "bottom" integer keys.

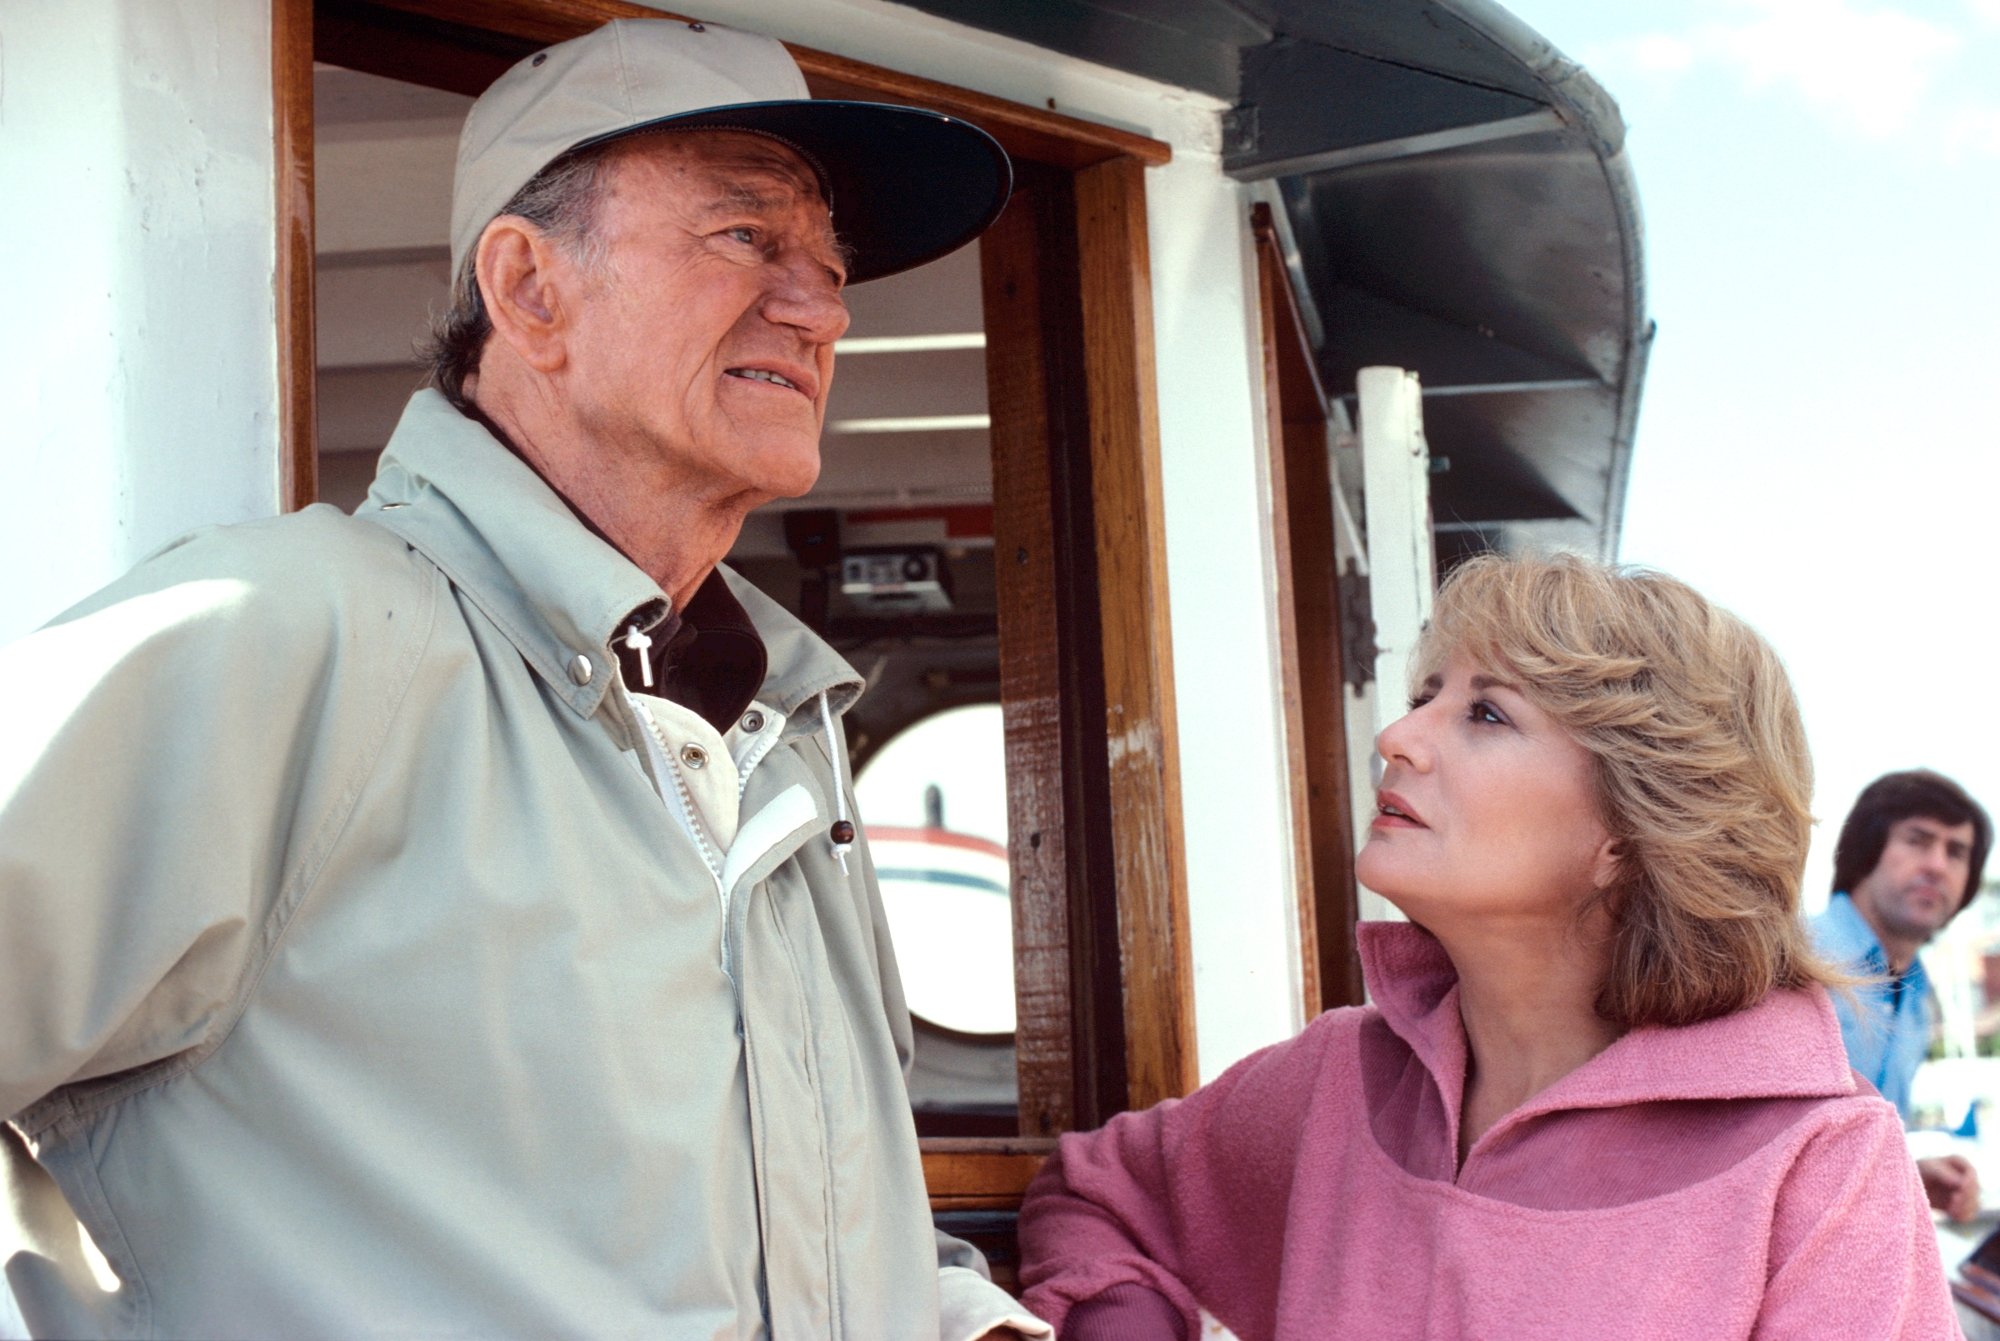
[{"left": 1501, "top": 0, "right": 2000, "bottom": 902}]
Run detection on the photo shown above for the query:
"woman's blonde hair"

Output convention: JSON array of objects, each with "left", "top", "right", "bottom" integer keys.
[{"left": 1415, "top": 552, "right": 1836, "bottom": 1028}]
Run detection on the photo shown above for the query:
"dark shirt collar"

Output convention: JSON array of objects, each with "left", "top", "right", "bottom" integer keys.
[
  {"left": 462, "top": 397, "right": 768, "bottom": 733},
  {"left": 613, "top": 571, "right": 767, "bottom": 733}
]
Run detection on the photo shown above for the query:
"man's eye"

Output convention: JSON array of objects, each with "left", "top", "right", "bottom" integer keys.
[{"left": 722, "top": 226, "right": 759, "bottom": 245}]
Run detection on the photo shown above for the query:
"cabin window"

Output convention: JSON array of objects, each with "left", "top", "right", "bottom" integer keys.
[
  {"left": 857, "top": 703, "right": 1018, "bottom": 1133},
  {"left": 310, "top": 67, "right": 467, "bottom": 510}
]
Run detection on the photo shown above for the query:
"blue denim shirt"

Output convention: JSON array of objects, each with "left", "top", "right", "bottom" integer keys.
[{"left": 1810, "top": 892, "right": 1935, "bottom": 1121}]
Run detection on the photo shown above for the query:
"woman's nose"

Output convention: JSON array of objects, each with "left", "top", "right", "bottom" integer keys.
[{"left": 1376, "top": 706, "right": 1427, "bottom": 770}]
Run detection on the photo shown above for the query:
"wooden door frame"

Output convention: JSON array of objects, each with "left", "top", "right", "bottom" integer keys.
[
  {"left": 276, "top": 0, "right": 1197, "bottom": 1195},
  {"left": 274, "top": 0, "right": 319, "bottom": 512},
  {"left": 1251, "top": 201, "right": 1362, "bottom": 1012}
]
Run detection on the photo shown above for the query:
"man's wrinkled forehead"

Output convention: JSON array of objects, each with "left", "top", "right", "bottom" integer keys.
[
  {"left": 612, "top": 130, "right": 843, "bottom": 246},
  {"left": 617, "top": 129, "right": 824, "bottom": 204}
]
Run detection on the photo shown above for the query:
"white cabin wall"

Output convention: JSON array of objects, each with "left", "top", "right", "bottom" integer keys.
[
  {"left": 1147, "top": 157, "right": 1308, "bottom": 1078},
  {"left": 0, "top": 0, "right": 281, "bottom": 641},
  {"left": 672, "top": 0, "right": 1307, "bottom": 1079}
]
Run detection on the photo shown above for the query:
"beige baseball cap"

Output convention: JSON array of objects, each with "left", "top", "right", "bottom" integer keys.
[{"left": 450, "top": 18, "right": 1012, "bottom": 283}]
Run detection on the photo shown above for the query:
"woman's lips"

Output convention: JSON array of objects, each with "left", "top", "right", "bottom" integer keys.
[{"left": 1373, "top": 789, "right": 1427, "bottom": 828}]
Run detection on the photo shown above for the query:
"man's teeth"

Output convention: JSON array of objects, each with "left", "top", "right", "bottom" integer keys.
[{"left": 729, "top": 368, "right": 798, "bottom": 390}]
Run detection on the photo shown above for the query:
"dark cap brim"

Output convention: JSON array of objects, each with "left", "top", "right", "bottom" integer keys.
[{"left": 568, "top": 100, "right": 1013, "bottom": 284}]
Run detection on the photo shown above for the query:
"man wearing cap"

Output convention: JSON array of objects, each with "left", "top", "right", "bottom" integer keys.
[
  {"left": 1812, "top": 768, "right": 1993, "bottom": 1222},
  {"left": 0, "top": 19, "right": 1043, "bottom": 1340}
]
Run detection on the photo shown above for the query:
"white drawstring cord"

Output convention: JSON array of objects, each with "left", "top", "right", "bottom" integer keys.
[
  {"left": 621, "top": 619, "right": 654, "bottom": 688},
  {"left": 818, "top": 691, "right": 855, "bottom": 875}
]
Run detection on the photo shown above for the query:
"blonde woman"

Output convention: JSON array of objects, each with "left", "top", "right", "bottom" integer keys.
[{"left": 1018, "top": 554, "right": 1955, "bottom": 1339}]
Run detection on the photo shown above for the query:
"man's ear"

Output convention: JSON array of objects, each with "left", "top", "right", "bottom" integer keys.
[{"left": 476, "top": 218, "right": 572, "bottom": 374}]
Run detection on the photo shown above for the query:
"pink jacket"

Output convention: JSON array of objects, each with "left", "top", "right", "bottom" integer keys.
[{"left": 1019, "top": 922, "right": 1956, "bottom": 1340}]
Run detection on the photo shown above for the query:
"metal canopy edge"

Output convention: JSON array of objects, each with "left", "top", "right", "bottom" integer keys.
[{"left": 892, "top": 0, "right": 1651, "bottom": 560}]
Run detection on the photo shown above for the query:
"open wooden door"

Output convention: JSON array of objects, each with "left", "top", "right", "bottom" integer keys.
[{"left": 1252, "top": 202, "right": 1363, "bottom": 1013}]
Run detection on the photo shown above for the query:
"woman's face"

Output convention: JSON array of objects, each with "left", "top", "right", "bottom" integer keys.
[{"left": 1357, "top": 647, "right": 1618, "bottom": 927}]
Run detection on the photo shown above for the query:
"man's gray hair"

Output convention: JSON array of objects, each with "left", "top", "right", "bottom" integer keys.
[{"left": 420, "top": 146, "right": 614, "bottom": 406}]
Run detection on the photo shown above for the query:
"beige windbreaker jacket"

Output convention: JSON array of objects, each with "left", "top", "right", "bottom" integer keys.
[{"left": 0, "top": 390, "right": 1033, "bottom": 1339}]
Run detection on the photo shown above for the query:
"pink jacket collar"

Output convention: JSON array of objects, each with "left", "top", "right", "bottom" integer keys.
[{"left": 1356, "top": 920, "right": 1859, "bottom": 1129}]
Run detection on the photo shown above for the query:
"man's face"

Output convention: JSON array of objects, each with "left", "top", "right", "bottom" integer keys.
[
  {"left": 556, "top": 130, "right": 850, "bottom": 504},
  {"left": 1852, "top": 815, "right": 1978, "bottom": 947}
]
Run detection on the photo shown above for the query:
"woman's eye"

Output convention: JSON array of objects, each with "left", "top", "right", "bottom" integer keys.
[
  {"left": 1407, "top": 694, "right": 1434, "bottom": 712},
  {"left": 1469, "top": 700, "right": 1506, "bottom": 725}
]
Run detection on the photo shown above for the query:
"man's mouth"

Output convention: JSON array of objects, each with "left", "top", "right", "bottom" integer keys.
[{"left": 726, "top": 367, "right": 803, "bottom": 393}]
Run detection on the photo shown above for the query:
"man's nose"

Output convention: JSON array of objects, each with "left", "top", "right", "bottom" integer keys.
[{"left": 765, "top": 260, "right": 850, "bottom": 344}]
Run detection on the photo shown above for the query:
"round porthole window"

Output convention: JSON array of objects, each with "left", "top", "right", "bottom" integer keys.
[{"left": 856, "top": 703, "right": 1014, "bottom": 1037}]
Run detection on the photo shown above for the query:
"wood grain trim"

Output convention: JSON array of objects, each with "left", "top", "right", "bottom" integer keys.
[
  {"left": 1254, "top": 209, "right": 1322, "bottom": 1023},
  {"left": 1073, "top": 155, "right": 1196, "bottom": 1110},
  {"left": 274, "top": 0, "right": 318, "bottom": 511},
  {"left": 315, "top": 4, "right": 520, "bottom": 95},
  {"left": 1289, "top": 403, "right": 1362, "bottom": 1008},
  {"left": 1251, "top": 204, "right": 1363, "bottom": 1010},
  {"left": 921, "top": 1137, "right": 1054, "bottom": 1211},
  {"left": 353, "top": 0, "right": 1172, "bottom": 167},
  {"left": 982, "top": 184, "right": 1076, "bottom": 1140}
]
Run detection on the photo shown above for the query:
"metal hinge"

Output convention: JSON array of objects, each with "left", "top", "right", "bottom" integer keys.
[
  {"left": 1339, "top": 559, "right": 1378, "bottom": 694},
  {"left": 1222, "top": 103, "right": 1259, "bottom": 157}
]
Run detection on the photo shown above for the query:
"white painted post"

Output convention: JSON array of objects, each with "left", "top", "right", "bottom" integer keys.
[
  {"left": 1358, "top": 366, "right": 1433, "bottom": 709},
  {"left": 0, "top": 0, "right": 282, "bottom": 641},
  {"left": 1355, "top": 366, "right": 1433, "bottom": 924}
]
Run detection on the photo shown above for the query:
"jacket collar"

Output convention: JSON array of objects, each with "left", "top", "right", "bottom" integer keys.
[
  {"left": 1818, "top": 891, "right": 1928, "bottom": 989},
  {"left": 716, "top": 567, "right": 863, "bottom": 727},
  {"left": 360, "top": 390, "right": 860, "bottom": 728},
  {"left": 1357, "top": 920, "right": 1859, "bottom": 1126}
]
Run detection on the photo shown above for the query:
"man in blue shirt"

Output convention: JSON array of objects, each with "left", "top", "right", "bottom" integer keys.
[{"left": 1813, "top": 769, "right": 1992, "bottom": 1219}]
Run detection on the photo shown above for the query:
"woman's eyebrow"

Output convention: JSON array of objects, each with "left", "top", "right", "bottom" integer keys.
[{"left": 1468, "top": 672, "right": 1523, "bottom": 694}]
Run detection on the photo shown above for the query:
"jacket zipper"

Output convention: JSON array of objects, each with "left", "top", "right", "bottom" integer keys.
[
  {"left": 663, "top": 749, "right": 723, "bottom": 882},
  {"left": 733, "top": 710, "right": 782, "bottom": 799},
  {"left": 630, "top": 695, "right": 735, "bottom": 976}
]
